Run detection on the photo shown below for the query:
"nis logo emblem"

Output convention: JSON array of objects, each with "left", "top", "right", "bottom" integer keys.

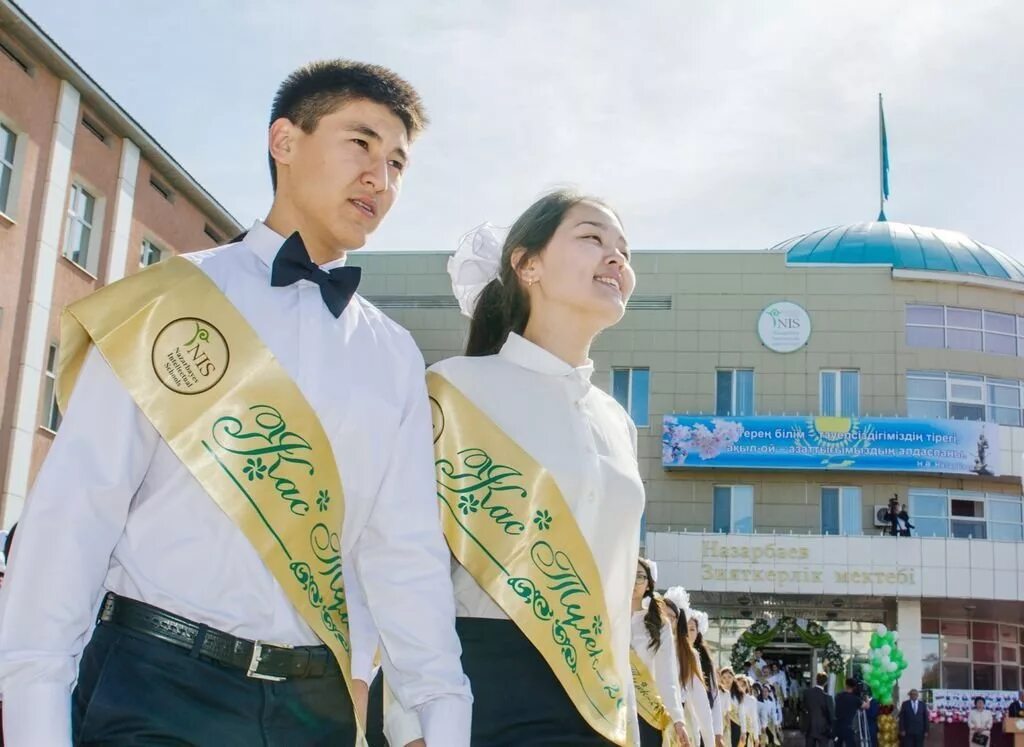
[{"left": 151, "top": 317, "right": 230, "bottom": 394}]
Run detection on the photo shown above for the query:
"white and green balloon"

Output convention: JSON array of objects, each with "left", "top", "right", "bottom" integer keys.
[{"left": 863, "top": 624, "right": 907, "bottom": 705}]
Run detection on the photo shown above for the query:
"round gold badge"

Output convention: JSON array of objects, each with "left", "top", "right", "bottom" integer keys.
[{"left": 151, "top": 317, "right": 230, "bottom": 395}]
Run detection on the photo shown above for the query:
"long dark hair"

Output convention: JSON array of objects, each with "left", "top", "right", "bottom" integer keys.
[
  {"left": 695, "top": 629, "right": 718, "bottom": 707},
  {"left": 675, "top": 606, "right": 702, "bottom": 686},
  {"left": 732, "top": 676, "right": 745, "bottom": 703},
  {"left": 465, "top": 189, "right": 614, "bottom": 356},
  {"left": 637, "top": 559, "right": 664, "bottom": 651}
]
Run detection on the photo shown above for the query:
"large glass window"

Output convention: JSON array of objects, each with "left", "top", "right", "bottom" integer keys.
[
  {"left": 820, "top": 370, "right": 859, "bottom": 417},
  {"left": 63, "top": 183, "right": 96, "bottom": 269},
  {"left": 713, "top": 485, "right": 754, "bottom": 534},
  {"left": 909, "top": 490, "right": 1023, "bottom": 540},
  {"left": 907, "top": 370, "right": 1023, "bottom": 426},
  {"left": 0, "top": 123, "right": 15, "bottom": 215},
  {"left": 821, "top": 487, "right": 862, "bottom": 535},
  {"left": 716, "top": 369, "right": 754, "bottom": 417},
  {"left": 907, "top": 304, "right": 1023, "bottom": 357},
  {"left": 612, "top": 368, "right": 650, "bottom": 427}
]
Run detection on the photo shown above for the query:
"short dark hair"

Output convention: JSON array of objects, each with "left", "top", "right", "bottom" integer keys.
[
  {"left": 268, "top": 59, "right": 428, "bottom": 191},
  {"left": 816, "top": 673, "right": 829, "bottom": 687},
  {"left": 465, "top": 189, "right": 619, "bottom": 356}
]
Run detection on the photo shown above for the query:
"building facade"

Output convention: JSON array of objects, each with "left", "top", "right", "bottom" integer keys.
[
  {"left": 0, "top": 0, "right": 241, "bottom": 526},
  {"left": 350, "top": 219, "right": 1024, "bottom": 702}
]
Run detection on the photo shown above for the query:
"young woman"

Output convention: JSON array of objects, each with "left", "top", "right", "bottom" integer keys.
[
  {"left": 688, "top": 609, "right": 725, "bottom": 747},
  {"left": 718, "top": 667, "right": 743, "bottom": 747},
  {"left": 387, "top": 190, "right": 644, "bottom": 746},
  {"left": 737, "top": 676, "right": 761, "bottom": 747},
  {"left": 665, "top": 588, "right": 716, "bottom": 747},
  {"left": 631, "top": 560, "right": 689, "bottom": 747}
]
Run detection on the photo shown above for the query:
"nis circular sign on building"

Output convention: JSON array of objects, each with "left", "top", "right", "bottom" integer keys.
[{"left": 757, "top": 301, "right": 811, "bottom": 353}]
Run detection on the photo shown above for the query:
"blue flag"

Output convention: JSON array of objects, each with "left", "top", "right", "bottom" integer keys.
[{"left": 879, "top": 94, "right": 890, "bottom": 200}]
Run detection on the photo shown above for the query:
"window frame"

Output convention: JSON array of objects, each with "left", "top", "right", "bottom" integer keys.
[
  {"left": 611, "top": 367, "right": 650, "bottom": 427},
  {"left": 906, "top": 370, "right": 1024, "bottom": 426},
  {"left": 820, "top": 369, "right": 860, "bottom": 417},
  {"left": 140, "top": 238, "right": 164, "bottom": 267},
  {"left": 41, "top": 342, "right": 61, "bottom": 432},
  {"left": 820, "top": 485, "right": 863, "bottom": 536},
  {"left": 62, "top": 181, "right": 101, "bottom": 274},
  {"left": 713, "top": 484, "right": 754, "bottom": 534},
  {"left": 716, "top": 368, "right": 754, "bottom": 417},
  {"left": 906, "top": 303, "right": 1022, "bottom": 357}
]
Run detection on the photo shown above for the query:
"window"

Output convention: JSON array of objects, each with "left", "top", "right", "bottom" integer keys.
[
  {"left": 81, "top": 115, "right": 106, "bottom": 143},
  {"left": 0, "top": 123, "right": 15, "bottom": 215},
  {"left": 821, "top": 487, "right": 862, "bottom": 535},
  {"left": 41, "top": 343, "right": 61, "bottom": 431},
  {"left": 906, "top": 304, "right": 1022, "bottom": 357},
  {"left": 909, "top": 490, "right": 1023, "bottom": 540},
  {"left": 150, "top": 176, "right": 173, "bottom": 201},
  {"left": 716, "top": 369, "right": 754, "bottom": 416},
  {"left": 611, "top": 367, "right": 650, "bottom": 427},
  {"left": 906, "top": 370, "right": 1023, "bottom": 426},
  {"left": 63, "top": 183, "right": 96, "bottom": 268},
  {"left": 820, "top": 370, "right": 859, "bottom": 417},
  {"left": 140, "top": 239, "right": 163, "bottom": 267},
  {"left": 713, "top": 485, "right": 754, "bottom": 534}
]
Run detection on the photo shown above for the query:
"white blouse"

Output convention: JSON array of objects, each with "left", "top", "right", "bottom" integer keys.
[
  {"left": 386, "top": 333, "right": 646, "bottom": 744},
  {"left": 631, "top": 607, "right": 686, "bottom": 724},
  {"left": 683, "top": 664, "right": 716, "bottom": 747},
  {"left": 741, "top": 696, "right": 761, "bottom": 740}
]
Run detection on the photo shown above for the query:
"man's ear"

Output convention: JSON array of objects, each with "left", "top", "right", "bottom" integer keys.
[{"left": 269, "top": 118, "right": 297, "bottom": 170}]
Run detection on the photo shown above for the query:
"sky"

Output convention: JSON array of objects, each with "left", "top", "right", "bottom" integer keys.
[{"left": 20, "top": 1, "right": 1024, "bottom": 259}]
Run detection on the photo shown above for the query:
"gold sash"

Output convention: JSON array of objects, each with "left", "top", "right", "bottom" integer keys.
[
  {"left": 57, "top": 257, "right": 355, "bottom": 699},
  {"left": 427, "top": 372, "right": 629, "bottom": 746},
  {"left": 631, "top": 648, "right": 679, "bottom": 746}
]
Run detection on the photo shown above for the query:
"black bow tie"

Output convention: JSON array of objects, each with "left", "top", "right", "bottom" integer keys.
[{"left": 270, "top": 232, "right": 361, "bottom": 318}]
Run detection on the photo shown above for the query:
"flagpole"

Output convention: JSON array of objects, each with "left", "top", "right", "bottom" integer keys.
[{"left": 878, "top": 93, "right": 886, "bottom": 222}]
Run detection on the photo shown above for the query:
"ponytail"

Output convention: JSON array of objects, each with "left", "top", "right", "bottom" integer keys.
[{"left": 465, "top": 189, "right": 613, "bottom": 356}]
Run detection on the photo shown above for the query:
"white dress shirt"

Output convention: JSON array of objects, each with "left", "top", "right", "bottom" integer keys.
[
  {"left": 741, "top": 695, "right": 761, "bottom": 742},
  {"left": 0, "top": 221, "right": 471, "bottom": 746},
  {"left": 631, "top": 606, "right": 686, "bottom": 725},
  {"left": 386, "top": 333, "right": 645, "bottom": 745},
  {"left": 683, "top": 664, "right": 716, "bottom": 747}
]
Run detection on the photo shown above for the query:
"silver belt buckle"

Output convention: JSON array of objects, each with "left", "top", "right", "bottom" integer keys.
[{"left": 246, "top": 641, "right": 290, "bottom": 681}]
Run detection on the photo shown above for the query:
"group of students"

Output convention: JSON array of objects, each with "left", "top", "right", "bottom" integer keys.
[{"left": 630, "top": 559, "right": 785, "bottom": 747}]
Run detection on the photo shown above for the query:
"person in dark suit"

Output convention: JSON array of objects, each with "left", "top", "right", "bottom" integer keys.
[
  {"left": 1009, "top": 690, "right": 1024, "bottom": 717},
  {"left": 834, "top": 680, "right": 862, "bottom": 747},
  {"left": 898, "top": 689, "right": 929, "bottom": 747},
  {"left": 866, "top": 696, "right": 881, "bottom": 747},
  {"left": 802, "top": 673, "right": 833, "bottom": 747}
]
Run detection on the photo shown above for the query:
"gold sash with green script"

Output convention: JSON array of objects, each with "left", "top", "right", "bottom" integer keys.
[
  {"left": 631, "top": 648, "right": 674, "bottom": 735},
  {"left": 427, "top": 372, "right": 630, "bottom": 746},
  {"left": 57, "top": 257, "right": 355, "bottom": 701}
]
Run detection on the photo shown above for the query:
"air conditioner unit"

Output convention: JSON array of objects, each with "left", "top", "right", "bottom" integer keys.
[{"left": 872, "top": 505, "right": 892, "bottom": 527}]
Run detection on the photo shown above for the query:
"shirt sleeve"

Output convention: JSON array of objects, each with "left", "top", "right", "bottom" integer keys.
[
  {"left": 0, "top": 348, "right": 159, "bottom": 746},
  {"left": 711, "top": 686, "right": 725, "bottom": 736},
  {"left": 653, "top": 623, "right": 686, "bottom": 724},
  {"left": 686, "top": 673, "right": 717, "bottom": 747},
  {"left": 350, "top": 348, "right": 472, "bottom": 747}
]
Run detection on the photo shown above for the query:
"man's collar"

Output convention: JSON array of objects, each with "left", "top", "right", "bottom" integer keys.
[{"left": 243, "top": 220, "right": 348, "bottom": 274}]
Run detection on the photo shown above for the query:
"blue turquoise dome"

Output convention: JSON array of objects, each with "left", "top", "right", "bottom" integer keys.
[{"left": 769, "top": 221, "right": 1024, "bottom": 283}]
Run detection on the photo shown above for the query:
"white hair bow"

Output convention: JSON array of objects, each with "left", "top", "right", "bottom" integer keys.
[
  {"left": 447, "top": 223, "right": 508, "bottom": 318},
  {"left": 693, "top": 609, "right": 710, "bottom": 635},
  {"left": 663, "top": 586, "right": 692, "bottom": 620},
  {"left": 641, "top": 558, "right": 658, "bottom": 584}
]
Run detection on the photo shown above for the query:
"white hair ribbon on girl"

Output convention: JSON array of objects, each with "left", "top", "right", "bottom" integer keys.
[
  {"left": 692, "top": 609, "right": 710, "bottom": 635},
  {"left": 447, "top": 222, "right": 507, "bottom": 318},
  {"left": 663, "top": 585, "right": 693, "bottom": 621}
]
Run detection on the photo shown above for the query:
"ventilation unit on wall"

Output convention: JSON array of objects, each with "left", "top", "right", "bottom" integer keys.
[{"left": 872, "top": 505, "right": 893, "bottom": 527}]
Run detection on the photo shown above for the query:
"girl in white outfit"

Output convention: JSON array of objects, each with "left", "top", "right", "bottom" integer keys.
[
  {"left": 737, "top": 676, "right": 761, "bottom": 747},
  {"left": 665, "top": 588, "right": 716, "bottom": 747},
  {"left": 631, "top": 560, "right": 689, "bottom": 747}
]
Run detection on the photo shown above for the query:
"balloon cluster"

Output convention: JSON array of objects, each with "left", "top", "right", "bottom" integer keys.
[
  {"left": 862, "top": 624, "right": 907, "bottom": 705},
  {"left": 876, "top": 712, "right": 899, "bottom": 747}
]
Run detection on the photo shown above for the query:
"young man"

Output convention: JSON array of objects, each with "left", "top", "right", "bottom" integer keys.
[{"left": 0, "top": 60, "right": 470, "bottom": 746}]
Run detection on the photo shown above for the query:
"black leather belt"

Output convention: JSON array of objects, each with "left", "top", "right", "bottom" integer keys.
[{"left": 98, "top": 592, "right": 334, "bottom": 681}]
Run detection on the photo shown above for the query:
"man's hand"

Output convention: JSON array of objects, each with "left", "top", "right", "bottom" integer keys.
[{"left": 674, "top": 721, "right": 692, "bottom": 747}]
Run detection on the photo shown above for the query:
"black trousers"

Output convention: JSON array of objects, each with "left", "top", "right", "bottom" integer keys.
[
  {"left": 731, "top": 722, "right": 742, "bottom": 747},
  {"left": 639, "top": 718, "right": 663, "bottom": 747},
  {"left": 901, "top": 735, "right": 925, "bottom": 747},
  {"left": 72, "top": 621, "right": 356, "bottom": 746},
  {"left": 459, "top": 617, "right": 615, "bottom": 746}
]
